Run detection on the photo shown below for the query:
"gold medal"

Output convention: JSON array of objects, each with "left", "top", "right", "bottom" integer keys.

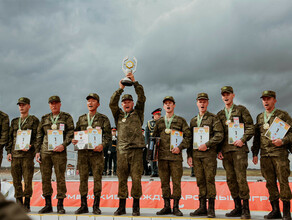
[
  {"left": 263, "top": 123, "right": 269, "bottom": 130},
  {"left": 225, "top": 120, "right": 231, "bottom": 125},
  {"left": 165, "top": 128, "right": 171, "bottom": 134},
  {"left": 18, "top": 129, "right": 21, "bottom": 132},
  {"left": 122, "top": 118, "right": 126, "bottom": 122},
  {"left": 87, "top": 126, "right": 92, "bottom": 130},
  {"left": 51, "top": 124, "right": 57, "bottom": 130}
]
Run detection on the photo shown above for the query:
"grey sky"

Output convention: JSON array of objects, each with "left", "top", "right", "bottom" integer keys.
[{"left": 1, "top": 0, "right": 292, "bottom": 168}]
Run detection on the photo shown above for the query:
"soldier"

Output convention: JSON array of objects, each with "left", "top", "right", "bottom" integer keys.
[
  {"left": 153, "top": 96, "right": 191, "bottom": 216},
  {"left": 187, "top": 93, "right": 223, "bottom": 218},
  {"left": 109, "top": 72, "right": 146, "bottom": 216},
  {"left": 108, "top": 127, "right": 117, "bottom": 176},
  {"left": 103, "top": 136, "right": 110, "bottom": 176},
  {"left": 217, "top": 86, "right": 254, "bottom": 219},
  {"left": 142, "top": 128, "right": 150, "bottom": 175},
  {"left": 145, "top": 108, "right": 162, "bottom": 177},
  {"left": 72, "top": 93, "right": 111, "bottom": 215},
  {"left": 35, "top": 96, "right": 74, "bottom": 214},
  {"left": 6, "top": 97, "right": 39, "bottom": 212},
  {"left": 252, "top": 90, "right": 292, "bottom": 220}
]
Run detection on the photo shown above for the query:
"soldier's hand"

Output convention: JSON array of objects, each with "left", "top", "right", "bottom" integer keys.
[
  {"left": 198, "top": 144, "right": 207, "bottom": 151},
  {"left": 7, "top": 154, "right": 12, "bottom": 162},
  {"left": 22, "top": 144, "right": 31, "bottom": 152},
  {"left": 272, "top": 139, "right": 283, "bottom": 147},
  {"left": 171, "top": 147, "right": 180, "bottom": 154},
  {"left": 252, "top": 156, "right": 258, "bottom": 165},
  {"left": 94, "top": 144, "right": 103, "bottom": 152},
  {"left": 126, "top": 72, "right": 135, "bottom": 82},
  {"left": 119, "top": 80, "right": 125, "bottom": 90},
  {"left": 72, "top": 139, "right": 78, "bottom": 145},
  {"left": 187, "top": 157, "right": 193, "bottom": 167},
  {"left": 35, "top": 153, "right": 41, "bottom": 164},
  {"left": 233, "top": 139, "right": 244, "bottom": 147},
  {"left": 217, "top": 152, "right": 224, "bottom": 160},
  {"left": 53, "top": 144, "right": 65, "bottom": 152}
]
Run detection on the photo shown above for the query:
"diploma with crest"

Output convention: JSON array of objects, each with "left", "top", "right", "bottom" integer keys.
[
  {"left": 265, "top": 117, "right": 290, "bottom": 140},
  {"left": 15, "top": 130, "right": 31, "bottom": 150},
  {"left": 228, "top": 122, "right": 244, "bottom": 144},
  {"left": 88, "top": 128, "right": 102, "bottom": 150},
  {"left": 193, "top": 126, "right": 209, "bottom": 149},
  {"left": 48, "top": 130, "right": 63, "bottom": 150},
  {"left": 170, "top": 130, "right": 183, "bottom": 151},
  {"left": 74, "top": 130, "right": 88, "bottom": 150}
]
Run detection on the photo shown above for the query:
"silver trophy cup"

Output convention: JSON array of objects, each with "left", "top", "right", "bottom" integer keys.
[{"left": 121, "top": 56, "right": 137, "bottom": 86}]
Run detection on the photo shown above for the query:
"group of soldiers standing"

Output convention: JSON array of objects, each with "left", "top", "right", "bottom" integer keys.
[{"left": 0, "top": 72, "right": 291, "bottom": 220}]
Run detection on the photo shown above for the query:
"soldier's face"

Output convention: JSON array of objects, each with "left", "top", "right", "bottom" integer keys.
[
  {"left": 87, "top": 98, "right": 100, "bottom": 112},
  {"left": 163, "top": 100, "right": 175, "bottom": 113},
  {"left": 196, "top": 99, "right": 209, "bottom": 113},
  {"left": 262, "top": 97, "right": 277, "bottom": 111},
  {"left": 18, "top": 103, "right": 30, "bottom": 114},
  {"left": 49, "top": 101, "right": 61, "bottom": 115},
  {"left": 221, "top": 92, "right": 234, "bottom": 105},
  {"left": 122, "top": 100, "right": 134, "bottom": 113},
  {"left": 153, "top": 113, "right": 161, "bottom": 121}
]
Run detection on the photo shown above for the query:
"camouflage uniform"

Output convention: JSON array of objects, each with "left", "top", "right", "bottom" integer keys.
[
  {"left": 109, "top": 81, "right": 146, "bottom": 199},
  {"left": 6, "top": 115, "right": 39, "bottom": 198},
  {"left": 75, "top": 113, "right": 111, "bottom": 197},
  {"left": 217, "top": 104, "right": 254, "bottom": 200},
  {"left": 187, "top": 111, "right": 223, "bottom": 199},
  {"left": 36, "top": 111, "right": 74, "bottom": 199},
  {"left": 0, "top": 111, "right": 9, "bottom": 168},
  {"left": 153, "top": 115, "right": 191, "bottom": 199}
]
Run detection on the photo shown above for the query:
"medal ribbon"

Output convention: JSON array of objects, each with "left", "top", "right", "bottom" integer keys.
[
  {"left": 164, "top": 114, "right": 175, "bottom": 129},
  {"left": 87, "top": 113, "right": 96, "bottom": 127},
  {"left": 50, "top": 113, "right": 60, "bottom": 126},
  {"left": 18, "top": 115, "right": 30, "bottom": 130},
  {"left": 197, "top": 113, "right": 204, "bottom": 127},
  {"left": 224, "top": 104, "right": 234, "bottom": 121},
  {"left": 264, "top": 109, "right": 276, "bottom": 124},
  {"left": 124, "top": 112, "right": 130, "bottom": 119}
]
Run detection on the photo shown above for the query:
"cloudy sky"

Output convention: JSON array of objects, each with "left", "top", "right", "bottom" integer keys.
[{"left": 1, "top": 0, "right": 292, "bottom": 168}]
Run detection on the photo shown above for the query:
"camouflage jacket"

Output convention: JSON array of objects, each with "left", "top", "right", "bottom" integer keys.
[
  {"left": 217, "top": 104, "right": 254, "bottom": 153},
  {"left": 109, "top": 81, "right": 146, "bottom": 151},
  {"left": 6, "top": 115, "right": 39, "bottom": 158},
  {"left": 252, "top": 109, "right": 292, "bottom": 157},
  {"left": 36, "top": 111, "right": 74, "bottom": 154},
  {"left": 187, "top": 111, "right": 224, "bottom": 158},
  {"left": 152, "top": 115, "right": 191, "bottom": 161},
  {"left": 145, "top": 119, "right": 156, "bottom": 145},
  {"left": 75, "top": 112, "right": 111, "bottom": 155},
  {"left": 0, "top": 111, "right": 9, "bottom": 150}
]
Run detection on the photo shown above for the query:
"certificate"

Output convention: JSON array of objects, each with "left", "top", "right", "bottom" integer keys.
[
  {"left": 170, "top": 129, "right": 183, "bottom": 151},
  {"left": 88, "top": 128, "right": 102, "bottom": 150},
  {"left": 228, "top": 123, "right": 244, "bottom": 144},
  {"left": 74, "top": 131, "right": 88, "bottom": 150},
  {"left": 15, "top": 130, "right": 31, "bottom": 150},
  {"left": 193, "top": 126, "right": 209, "bottom": 149},
  {"left": 48, "top": 130, "right": 63, "bottom": 151},
  {"left": 265, "top": 117, "right": 291, "bottom": 140}
]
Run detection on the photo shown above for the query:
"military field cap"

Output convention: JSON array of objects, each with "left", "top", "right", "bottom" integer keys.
[
  {"left": 151, "top": 108, "right": 162, "bottom": 115},
  {"left": 86, "top": 93, "right": 100, "bottom": 102},
  {"left": 121, "top": 94, "right": 133, "bottom": 102},
  {"left": 261, "top": 90, "right": 276, "bottom": 99},
  {"left": 163, "top": 96, "right": 175, "bottom": 103},
  {"left": 17, "top": 97, "right": 30, "bottom": 105},
  {"left": 221, "top": 86, "right": 234, "bottom": 94},
  {"left": 197, "top": 93, "right": 209, "bottom": 100},
  {"left": 48, "top": 95, "right": 61, "bottom": 103}
]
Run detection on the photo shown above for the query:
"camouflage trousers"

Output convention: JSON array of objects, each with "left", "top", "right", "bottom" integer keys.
[
  {"left": 78, "top": 151, "right": 104, "bottom": 197},
  {"left": 117, "top": 148, "right": 143, "bottom": 199},
  {"left": 0, "top": 148, "right": 2, "bottom": 168},
  {"left": 193, "top": 156, "right": 217, "bottom": 199},
  {"left": 261, "top": 156, "right": 292, "bottom": 201},
  {"left": 40, "top": 152, "right": 67, "bottom": 199},
  {"left": 158, "top": 160, "right": 183, "bottom": 199},
  {"left": 11, "top": 157, "right": 34, "bottom": 198},
  {"left": 222, "top": 151, "right": 250, "bottom": 200}
]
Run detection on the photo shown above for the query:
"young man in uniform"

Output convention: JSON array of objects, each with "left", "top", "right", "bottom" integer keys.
[
  {"left": 252, "top": 90, "right": 292, "bottom": 220},
  {"left": 72, "top": 93, "right": 111, "bottom": 215},
  {"left": 217, "top": 86, "right": 254, "bottom": 219},
  {"left": 153, "top": 96, "right": 191, "bottom": 216},
  {"left": 108, "top": 127, "right": 117, "bottom": 176},
  {"left": 6, "top": 97, "right": 39, "bottom": 212},
  {"left": 109, "top": 72, "right": 146, "bottom": 216},
  {"left": 35, "top": 96, "right": 74, "bottom": 214},
  {"left": 187, "top": 93, "right": 223, "bottom": 218}
]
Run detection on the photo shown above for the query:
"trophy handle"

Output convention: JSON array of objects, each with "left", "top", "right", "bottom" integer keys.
[
  {"left": 122, "top": 56, "right": 129, "bottom": 74},
  {"left": 132, "top": 56, "right": 137, "bottom": 74}
]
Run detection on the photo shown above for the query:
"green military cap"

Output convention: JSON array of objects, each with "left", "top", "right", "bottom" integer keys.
[
  {"left": 261, "top": 90, "right": 276, "bottom": 99},
  {"left": 17, "top": 97, "right": 30, "bottom": 105},
  {"left": 48, "top": 95, "right": 61, "bottom": 103},
  {"left": 221, "top": 86, "right": 234, "bottom": 94},
  {"left": 163, "top": 96, "right": 175, "bottom": 103},
  {"left": 196, "top": 93, "right": 209, "bottom": 100},
  {"left": 86, "top": 93, "right": 100, "bottom": 102},
  {"left": 121, "top": 94, "right": 133, "bottom": 102}
]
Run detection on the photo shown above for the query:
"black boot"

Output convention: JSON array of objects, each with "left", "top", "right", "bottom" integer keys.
[
  {"left": 190, "top": 197, "right": 207, "bottom": 216},
  {"left": 156, "top": 198, "right": 172, "bottom": 215},
  {"left": 16, "top": 197, "right": 23, "bottom": 205},
  {"left": 241, "top": 199, "right": 251, "bottom": 219},
  {"left": 114, "top": 198, "right": 126, "bottom": 215},
  {"left": 226, "top": 197, "right": 242, "bottom": 217},
  {"left": 38, "top": 196, "right": 53, "bottom": 213},
  {"left": 264, "top": 200, "right": 282, "bottom": 219},
  {"left": 132, "top": 198, "right": 140, "bottom": 216},
  {"left": 24, "top": 197, "right": 31, "bottom": 212},
  {"left": 108, "top": 170, "right": 112, "bottom": 176},
  {"left": 173, "top": 199, "right": 183, "bottom": 216},
  {"left": 75, "top": 195, "right": 89, "bottom": 214},
  {"left": 93, "top": 196, "right": 101, "bottom": 214},
  {"left": 283, "top": 201, "right": 291, "bottom": 220},
  {"left": 208, "top": 198, "right": 215, "bottom": 218},
  {"left": 57, "top": 198, "right": 65, "bottom": 214}
]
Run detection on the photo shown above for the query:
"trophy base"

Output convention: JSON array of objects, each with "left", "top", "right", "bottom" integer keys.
[{"left": 121, "top": 77, "right": 133, "bottom": 86}]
